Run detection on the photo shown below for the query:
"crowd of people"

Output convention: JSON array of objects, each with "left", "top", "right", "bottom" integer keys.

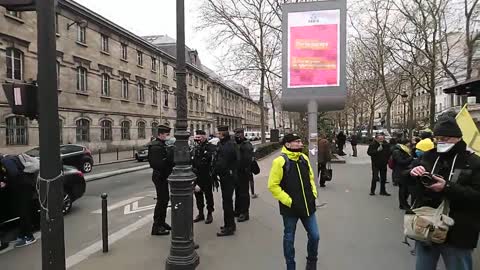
[
  {"left": 366, "top": 114, "right": 480, "bottom": 270},
  {"left": 147, "top": 124, "right": 258, "bottom": 237}
]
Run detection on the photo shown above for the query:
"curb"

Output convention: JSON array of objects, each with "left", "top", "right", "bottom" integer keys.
[
  {"left": 85, "top": 165, "right": 150, "bottom": 182},
  {"left": 95, "top": 158, "right": 136, "bottom": 166}
]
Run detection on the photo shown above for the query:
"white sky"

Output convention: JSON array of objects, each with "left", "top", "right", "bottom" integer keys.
[{"left": 75, "top": 0, "right": 217, "bottom": 68}]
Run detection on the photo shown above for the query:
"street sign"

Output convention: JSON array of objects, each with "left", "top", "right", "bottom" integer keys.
[{"left": 281, "top": 0, "right": 347, "bottom": 112}]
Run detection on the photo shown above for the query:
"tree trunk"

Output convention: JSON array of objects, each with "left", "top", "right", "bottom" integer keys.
[
  {"left": 353, "top": 108, "right": 358, "bottom": 134},
  {"left": 429, "top": 90, "right": 436, "bottom": 128},
  {"left": 408, "top": 97, "right": 414, "bottom": 139},
  {"left": 259, "top": 68, "right": 266, "bottom": 144},
  {"left": 386, "top": 101, "right": 392, "bottom": 133}
]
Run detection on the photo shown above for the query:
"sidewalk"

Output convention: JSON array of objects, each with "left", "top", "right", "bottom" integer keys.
[{"left": 69, "top": 147, "right": 417, "bottom": 270}]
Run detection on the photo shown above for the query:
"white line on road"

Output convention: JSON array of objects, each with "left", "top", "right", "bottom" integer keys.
[
  {"left": 123, "top": 201, "right": 156, "bottom": 215},
  {"left": 91, "top": 197, "right": 144, "bottom": 214},
  {"left": 66, "top": 213, "right": 154, "bottom": 269}
]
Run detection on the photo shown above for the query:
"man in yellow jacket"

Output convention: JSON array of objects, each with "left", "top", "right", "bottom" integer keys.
[{"left": 268, "top": 134, "right": 319, "bottom": 270}]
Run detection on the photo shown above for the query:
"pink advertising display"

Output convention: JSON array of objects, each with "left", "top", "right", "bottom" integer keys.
[{"left": 288, "top": 10, "right": 340, "bottom": 88}]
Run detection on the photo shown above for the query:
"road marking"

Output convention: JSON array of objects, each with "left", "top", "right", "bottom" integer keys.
[
  {"left": 91, "top": 197, "right": 144, "bottom": 214},
  {"left": 123, "top": 201, "right": 156, "bottom": 215},
  {"left": 66, "top": 213, "right": 154, "bottom": 269}
]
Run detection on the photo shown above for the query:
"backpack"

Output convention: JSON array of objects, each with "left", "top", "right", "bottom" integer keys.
[
  {"left": 281, "top": 153, "right": 308, "bottom": 177},
  {"left": 388, "top": 157, "right": 395, "bottom": 170}
]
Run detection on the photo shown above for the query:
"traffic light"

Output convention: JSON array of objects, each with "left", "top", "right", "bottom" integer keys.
[
  {"left": 0, "top": 0, "right": 36, "bottom": 11},
  {"left": 2, "top": 82, "right": 39, "bottom": 120}
]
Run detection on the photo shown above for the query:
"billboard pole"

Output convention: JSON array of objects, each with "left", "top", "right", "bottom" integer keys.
[{"left": 308, "top": 101, "right": 319, "bottom": 203}]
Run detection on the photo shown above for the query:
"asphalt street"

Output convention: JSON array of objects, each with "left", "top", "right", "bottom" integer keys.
[{"left": 0, "top": 147, "right": 434, "bottom": 270}]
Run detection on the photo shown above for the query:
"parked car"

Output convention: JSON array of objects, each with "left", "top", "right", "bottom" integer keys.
[
  {"left": 25, "top": 144, "right": 94, "bottom": 173},
  {"left": 135, "top": 144, "right": 149, "bottom": 162},
  {"left": 0, "top": 165, "right": 86, "bottom": 232}
]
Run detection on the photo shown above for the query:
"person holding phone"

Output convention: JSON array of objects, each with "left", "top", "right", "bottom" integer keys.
[{"left": 409, "top": 114, "right": 480, "bottom": 270}]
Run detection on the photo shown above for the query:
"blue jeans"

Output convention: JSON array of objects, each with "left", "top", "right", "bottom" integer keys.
[
  {"left": 283, "top": 214, "right": 320, "bottom": 270},
  {"left": 415, "top": 242, "right": 473, "bottom": 270}
]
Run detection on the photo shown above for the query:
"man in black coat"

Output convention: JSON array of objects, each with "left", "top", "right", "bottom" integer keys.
[
  {"left": 391, "top": 139, "right": 414, "bottom": 209},
  {"left": 410, "top": 115, "right": 480, "bottom": 270},
  {"left": 233, "top": 128, "right": 254, "bottom": 222},
  {"left": 192, "top": 130, "right": 216, "bottom": 224},
  {"left": 214, "top": 125, "right": 238, "bottom": 236},
  {"left": 367, "top": 132, "right": 391, "bottom": 196},
  {"left": 148, "top": 124, "right": 175, "bottom": 236}
]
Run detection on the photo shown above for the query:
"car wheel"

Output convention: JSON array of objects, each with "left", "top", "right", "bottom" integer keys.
[
  {"left": 82, "top": 160, "right": 93, "bottom": 173},
  {"left": 63, "top": 193, "right": 72, "bottom": 215}
]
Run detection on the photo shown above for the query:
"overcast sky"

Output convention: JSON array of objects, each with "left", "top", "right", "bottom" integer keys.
[{"left": 75, "top": 0, "right": 217, "bottom": 68}]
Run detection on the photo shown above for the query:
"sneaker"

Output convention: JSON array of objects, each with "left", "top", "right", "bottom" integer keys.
[{"left": 14, "top": 236, "right": 37, "bottom": 248}]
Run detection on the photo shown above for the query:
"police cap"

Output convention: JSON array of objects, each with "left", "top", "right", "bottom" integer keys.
[
  {"left": 217, "top": 125, "right": 229, "bottom": 132},
  {"left": 195, "top": 130, "right": 206, "bottom": 135}
]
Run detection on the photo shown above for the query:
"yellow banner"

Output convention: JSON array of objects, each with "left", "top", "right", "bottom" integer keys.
[{"left": 456, "top": 105, "right": 480, "bottom": 155}]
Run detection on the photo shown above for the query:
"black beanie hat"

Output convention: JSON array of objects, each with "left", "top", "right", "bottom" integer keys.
[
  {"left": 282, "top": 133, "right": 301, "bottom": 145},
  {"left": 433, "top": 115, "right": 462, "bottom": 138}
]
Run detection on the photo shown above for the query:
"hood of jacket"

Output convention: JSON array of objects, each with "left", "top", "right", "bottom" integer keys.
[
  {"left": 281, "top": 146, "right": 303, "bottom": 161},
  {"left": 396, "top": 144, "right": 411, "bottom": 156}
]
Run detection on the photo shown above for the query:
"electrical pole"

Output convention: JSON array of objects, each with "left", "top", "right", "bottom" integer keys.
[
  {"left": 37, "top": 0, "right": 66, "bottom": 269},
  {"left": 165, "top": 0, "right": 199, "bottom": 269}
]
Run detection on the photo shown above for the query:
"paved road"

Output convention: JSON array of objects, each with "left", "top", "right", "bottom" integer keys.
[{"left": 1, "top": 148, "right": 422, "bottom": 270}]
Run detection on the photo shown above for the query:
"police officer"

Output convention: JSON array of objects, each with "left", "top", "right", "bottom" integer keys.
[
  {"left": 192, "top": 130, "right": 215, "bottom": 224},
  {"left": 148, "top": 124, "right": 174, "bottom": 236},
  {"left": 214, "top": 125, "right": 238, "bottom": 236},
  {"left": 234, "top": 128, "right": 254, "bottom": 222}
]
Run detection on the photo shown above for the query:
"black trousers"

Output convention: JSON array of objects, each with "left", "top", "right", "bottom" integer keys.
[
  {"left": 370, "top": 164, "right": 388, "bottom": 194},
  {"left": 220, "top": 175, "right": 235, "bottom": 228},
  {"left": 398, "top": 183, "right": 411, "bottom": 208},
  {"left": 352, "top": 145, "right": 358, "bottom": 157},
  {"left": 152, "top": 170, "right": 169, "bottom": 226},
  {"left": 318, "top": 162, "right": 327, "bottom": 186},
  {"left": 194, "top": 173, "right": 214, "bottom": 213},
  {"left": 13, "top": 181, "right": 34, "bottom": 238},
  {"left": 234, "top": 172, "right": 252, "bottom": 215}
]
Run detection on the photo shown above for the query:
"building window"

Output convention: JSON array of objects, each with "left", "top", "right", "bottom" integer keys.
[
  {"left": 137, "top": 83, "right": 145, "bottom": 102},
  {"left": 151, "top": 57, "right": 157, "bottom": 72},
  {"left": 173, "top": 69, "right": 177, "bottom": 81},
  {"left": 189, "top": 96, "right": 193, "bottom": 110},
  {"left": 55, "top": 14, "right": 59, "bottom": 34},
  {"left": 152, "top": 87, "right": 158, "bottom": 105},
  {"left": 77, "top": 24, "right": 86, "bottom": 43},
  {"left": 76, "top": 67, "right": 88, "bottom": 91},
  {"left": 101, "top": 74, "right": 110, "bottom": 96},
  {"left": 56, "top": 61, "right": 60, "bottom": 88},
  {"left": 189, "top": 73, "right": 193, "bottom": 85},
  {"left": 100, "top": 120, "right": 112, "bottom": 141},
  {"left": 163, "top": 62, "right": 168, "bottom": 76},
  {"left": 195, "top": 76, "right": 199, "bottom": 87},
  {"left": 121, "top": 79, "right": 129, "bottom": 99},
  {"left": 201, "top": 80, "right": 204, "bottom": 90},
  {"left": 138, "top": 122, "right": 146, "bottom": 139},
  {"left": 6, "top": 116, "right": 27, "bottom": 145},
  {"left": 137, "top": 51, "right": 143, "bottom": 66},
  {"left": 121, "top": 121, "right": 130, "bottom": 140},
  {"left": 151, "top": 122, "right": 159, "bottom": 137},
  {"left": 6, "top": 10, "right": 21, "bottom": 18},
  {"left": 6, "top": 48, "right": 23, "bottom": 80},
  {"left": 76, "top": 119, "right": 90, "bottom": 142},
  {"left": 195, "top": 99, "right": 199, "bottom": 111},
  {"left": 121, "top": 44, "right": 128, "bottom": 60},
  {"left": 164, "top": 90, "right": 169, "bottom": 107},
  {"left": 101, "top": 34, "right": 109, "bottom": 53}
]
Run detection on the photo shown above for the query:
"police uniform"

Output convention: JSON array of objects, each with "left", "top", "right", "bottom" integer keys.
[
  {"left": 234, "top": 128, "right": 254, "bottom": 222},
  {"left": 214, "top": 125, "right": 238, "bottom": 236},
  {"left": 148, "top": 124, "right": 174, "bottom": 236},
  {"left": 192, "top": 130, "right": 215, "bottom": 224}
]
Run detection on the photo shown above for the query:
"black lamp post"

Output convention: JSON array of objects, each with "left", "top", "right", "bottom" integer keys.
[
  {"left": 401, "top": 91, "right": 408, "bottom": 138},
  {"left": 165, "top": 0, "right": 199, "bottom": 269}
]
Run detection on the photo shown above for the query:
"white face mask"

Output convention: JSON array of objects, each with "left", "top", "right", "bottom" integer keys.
[{"left": 437, "top": 142, "right": 455, "bottom": 153}]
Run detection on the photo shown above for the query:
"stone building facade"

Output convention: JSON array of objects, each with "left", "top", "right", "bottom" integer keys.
[{"left": 0, "top": 0, "right": 263, "bottom": 154}]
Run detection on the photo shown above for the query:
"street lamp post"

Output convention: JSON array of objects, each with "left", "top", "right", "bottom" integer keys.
[
  {"left": 165, "top": 0, "right": 199, "bottom": 269},
  {"left": 401, "top": 91, "right": 409, "bottom": 138}
]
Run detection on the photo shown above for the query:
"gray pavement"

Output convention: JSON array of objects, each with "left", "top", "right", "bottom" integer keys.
[{"left": 65, "top": 149, "right": 416, "bottom": 270}]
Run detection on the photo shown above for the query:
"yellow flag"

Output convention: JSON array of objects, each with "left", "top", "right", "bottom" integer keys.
[{"left": 456, "top": 104, "right": 480, "bottom": 156}]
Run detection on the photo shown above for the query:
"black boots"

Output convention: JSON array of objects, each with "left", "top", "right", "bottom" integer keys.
[
  {"left": 305, "top": 258, "right": 317, "bottom": 270},
  {"left": 151, "top": 223, "right": 170, "bottom": 236},
  {"left": 205, "top": 211, "right": 213, "bottom": 224},
  {"left": 193, "top": 213, "right": 205, "bottom": 223},
  {"left": 237, "top": 213, "right": 249, "bottom": 222},
  {"left": 217, "top": 226, "right": 235, "bottom": 237}
]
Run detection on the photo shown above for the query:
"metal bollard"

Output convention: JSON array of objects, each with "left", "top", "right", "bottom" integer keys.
[
  {"left": 132, "top": 147, "right": 135, "bottom": 158},
  {"left": 101, "top": 193, "right": 108, "bottom": 253},
  {"left": 116, "top": 148, "right": 119, "bottom": 160},
  {"left": 99, "top": 149, "right": 102, "bottom": 164}
]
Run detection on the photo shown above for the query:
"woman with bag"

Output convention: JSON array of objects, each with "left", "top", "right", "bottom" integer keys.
[
  {"left": 409, "top": 115, "right": 480, "bottom": 270},
  {"left": 318, "top": 133, "right": 332, "bottom": 188}
]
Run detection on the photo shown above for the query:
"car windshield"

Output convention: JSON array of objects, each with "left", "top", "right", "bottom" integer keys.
[{"left": 25, "top": 148, "right": 40, "bottom": 157}]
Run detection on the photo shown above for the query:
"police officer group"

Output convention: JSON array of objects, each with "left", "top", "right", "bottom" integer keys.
[{"left": 147, "top": 124, "right": 255, "bottom": 237}]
